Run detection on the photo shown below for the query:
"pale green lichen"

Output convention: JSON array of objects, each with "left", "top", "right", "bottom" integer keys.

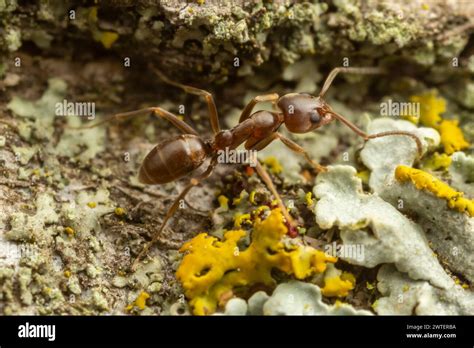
[
  {"left": 4, "top": 27, "right": 21, "bottom": 51},
  {"left": 377, "top": 265, "right": 473, "bottom": 315},
  {"left": 223, "top": 280, "right": 372, "bottom": 316},
  {"left": 450, "top": 152, "right": 474, "bottom": 197},
  {"left": 6, "top": 193, "right": 59, "bottom": 242},
  {"left": 7, "top": 78, "right": 66, "bottom": 140},
  {"left": 360, "top": 119, "right": 474, "bottom": 283},
  {"left": 314, "top": 165, "right": 454, "bottom": 289}
]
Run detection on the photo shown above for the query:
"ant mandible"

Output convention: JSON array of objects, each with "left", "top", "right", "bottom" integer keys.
[{"left": 78, "top": 65, "right": 423, "bottom": 271}]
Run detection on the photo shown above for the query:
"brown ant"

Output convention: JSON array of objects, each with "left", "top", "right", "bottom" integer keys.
[{"left": 77, "top": 66, "right": 422, "bottom": 271}]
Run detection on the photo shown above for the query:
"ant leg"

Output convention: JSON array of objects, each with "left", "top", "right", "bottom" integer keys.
[
  {"left": 131, "top": 158, "right": 217, "bottom": 271},
  {"left": 239, "top": 93, "right": 280, "bottom": 123},
  {"left": 71, "top": 107, "right": 198, "bottom": 136},
  {"left": 319, "top": 67, "right": 386, "bottom": 98},
  {"left": 275, "top": 134, "right": 328, "bottom": 173},
  {"left": 149, "top": 65, "right": 220, "bottom": 134},
  {"left": 251, "top": 133, "right": 327, "bottom": 173},
  {"left": 254, "top": 160, "right": 295, "bottom": 228},
  {"left": 329, "top": 110, "right": 423, "bottom": 156}
]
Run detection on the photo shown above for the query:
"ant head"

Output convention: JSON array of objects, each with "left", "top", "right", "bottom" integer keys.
[{"left": 277, "top": 93, "right": 333, "bottom": 133}]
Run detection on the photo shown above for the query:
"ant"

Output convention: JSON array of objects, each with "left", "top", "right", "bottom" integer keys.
[{"left": 77, "top": 66, "right": 422, "bottom": 271}]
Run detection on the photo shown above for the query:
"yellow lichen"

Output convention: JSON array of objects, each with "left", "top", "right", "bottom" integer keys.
[
  {"left": 395, "top": 165, "right": 474, "bottom": 217},
  {"left": 305, "top": 192, "right": 314, "bottom": 207},
  {"left": 233, "top": 213, "right": 251, "bottom": 228},
  {"left": 249, "top": 191, "right": 257, "bottom": 205},
  {"left": 89, "top": 7, "right": 119, "bottom": 49},
  {"left": 422, "top": 152, "right": 452, "bottom": 171},
  {"left": 356, "top": 170, "right": 370, "bottom": 185},
  {"left": 321, "top": 272, "right": 355, "bottom": 298},
  {"left": 251, "top": 205, "right": 270, "bottom": 217},
  {"left": 114, "top": 207, "right": 126, "bottom": 216},
  {"left": 262, "top": 156, "right": 283, "bottom": 174},
  {"left": 217, "top": 195, "right": 229, "bottom": 211},
  {"left": 176, "top": 209, "right": 337, "bottom": 315},
  {"left": 64, "top": 270, "right": 71, "bottom": 278},
  {"left": 410, "top": 90, "right": 445, "bottom": 128},
  {"left": 126, "top": 291, "right": 150, "bottom": 312},
  {"left": 407, "top": 91, "right": 469, "bottom": 154},
  {"left": 65, "top": 226, "right": 75, "bottom": 237},
  {"left": 232, "top": 190, "right": 247, "bottom": 206},
  {"left": 87, "top": 202, "right": 97, "bottom": 208},
  {"left": 438, "top": 120, "right": 470, "bottom": 155},
  {"left": 94, "top": 31, "right": 119, "bottom": 49}
]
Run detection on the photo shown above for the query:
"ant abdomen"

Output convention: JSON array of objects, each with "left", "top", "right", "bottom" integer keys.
[{"left": 138, "top": 134, "right": 211, "bottom": 184}]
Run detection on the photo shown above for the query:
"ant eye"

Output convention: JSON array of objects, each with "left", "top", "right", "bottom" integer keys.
[{"left": 310, "top": 110, "right": 320, "bottom": 123}]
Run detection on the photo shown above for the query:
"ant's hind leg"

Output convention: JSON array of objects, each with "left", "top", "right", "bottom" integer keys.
[
  {"left": 131, "top": 158, "right": 217, "bottom": 271},
  {"left": 71, "top": 106, "right": 198, "bottom": 136},
  {"left": 149, "top": 65, "right": 220, "bottom": 134},
  {"left": 319, "top": 67, "right": 386, "bottom": 98}
]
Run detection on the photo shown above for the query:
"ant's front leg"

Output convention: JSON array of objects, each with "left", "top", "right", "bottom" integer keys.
[
  {"left": 276, "top": 134, "right": 328, "bottom": 173},
  {"left": 254, "top": 160, "right": 295, "bottom": 229},
  {"left": 250, "top": 133, "right": 327, "bottom": 173}
]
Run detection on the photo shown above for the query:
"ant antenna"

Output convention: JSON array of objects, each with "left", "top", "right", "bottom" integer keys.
[
  {"left": 319, "top": 67, "right": 386, "bottom": 98},
  {"left": 330, "top": 110, "right": 423, "bottom": 156},
  {"left": 318, "top": 67, "right": 423, "bottom": 156}
]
